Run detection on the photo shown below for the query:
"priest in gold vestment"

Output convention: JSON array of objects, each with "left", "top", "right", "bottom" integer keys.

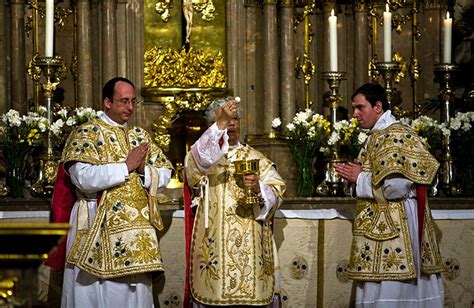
[
  {"left": 56, "top": 77, "right": 172, "bottom": 307},
  {"left": 335, "top": 83, "right": 445, "bottom": 307},
  {"left": 184, "top": 97, "right": 286, "bottom": 307}
]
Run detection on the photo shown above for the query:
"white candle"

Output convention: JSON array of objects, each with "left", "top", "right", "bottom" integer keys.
[
  {"left": 329, "top": 9, "right": 338, "bottom": 71},
  {"left": 443, "top": 11, "right": 452, "bottom": 63},
  {"left": 383, "top": 4, "right": 392, "bottom": 62},
  {"left": 45, "top": 0, "right": 54, "bottom": 57}
]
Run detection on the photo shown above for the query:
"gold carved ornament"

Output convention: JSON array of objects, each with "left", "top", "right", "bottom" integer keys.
[
  {"left": 155, "top": 0, "right": 216, "bottom": 23},
  {"left": 144, "top": 47, "right": 228, "bottom": 151}
]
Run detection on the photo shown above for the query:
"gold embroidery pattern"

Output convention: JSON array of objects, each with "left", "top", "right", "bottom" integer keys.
[
  {"left": 198, "top": 228, "right": 220, "bottom": 293},
  {"left": 62, "top": 120, "right": 169, "bottom": 279},
  {"left": 368, "top": 123, "right": 439, "bottom": 186},
  {"left": 131, "top": 230, "right": 160, "bottom": 264},
  {"left": 348, "top": 123, "right": 444, "bottom": 281},
  {"left": 381, "top": 247, "right": 406, "bottom": 271},
  {"left": 187, "top": 144, "right": 284, "bottom": 305}
]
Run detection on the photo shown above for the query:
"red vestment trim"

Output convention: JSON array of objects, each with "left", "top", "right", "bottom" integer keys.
[
  {"left": 416, "top": 185, "right": 427, "bottom": 247},
  {"left": 183, "top": 175, "right": 194, "bottom": 308}
]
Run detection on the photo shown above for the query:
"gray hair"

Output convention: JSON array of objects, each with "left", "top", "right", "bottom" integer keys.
[{"left": 205, "top": 96, "right": 241, "bottom": 123}]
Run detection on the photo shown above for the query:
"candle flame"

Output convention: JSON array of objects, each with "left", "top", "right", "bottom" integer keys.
[
  {"left": 386, "top": 4, "right": 389, "bottom": 12},
  {"left": 446, "top": 11, "right": 450, "bottom": 19},
  {"left": 331, "top": 9, "right": 334, "bottom": 16}
]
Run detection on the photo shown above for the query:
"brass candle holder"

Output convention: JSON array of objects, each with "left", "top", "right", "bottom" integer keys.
[
  {"left": 316, "top": 71, "right": 348, "bottom": 196},
  {"left": 30, "top": 56, "right": 67, "bottom": 197},
  {"left": 434, "top": 63, "right": 460, "bottom": 196},
  {"left": 234, "top": 159, "right": 260, "bottom": 206},
  {"left": 375, "top": 62, "right": 401, "bottom": 111}
]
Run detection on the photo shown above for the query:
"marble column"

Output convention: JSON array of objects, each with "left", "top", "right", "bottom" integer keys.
[
  {"left": 129, "top": 2, "right": 143, "bottom": 93},
  {"left": 102, "top": 0, "right": 117, "bottom": 84},
  {"left": 280, "top": 0, "right": 296, "bottom": 126},
  {"left": 77, "top": 0, "right": 93, "bottom": 107},
  {"left": 353, "top": 3, "right": 369, "bottom": 88},
  {"left": 243, "top": 2, "right": 259, "bottom": 135},
  {"left": 226, "top": 0, "right": 247, "bottom": 134},
  {"left": 262, "top": 0, "right": 279, "bottom": 136},
  {"left": 116, "top": 0, "right": 127, "bottom": 78},
  {"left": 10, "top": 0, "right": 27, "bottom": 113},
  {"left": 0, "top": 0, "right": 7, "bottom": 114}
]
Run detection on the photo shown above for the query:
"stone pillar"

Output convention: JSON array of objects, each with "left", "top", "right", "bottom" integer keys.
[
  {"left": 116, "top": 0, "right": 127, "bottom": 77},
  {"left": 262, "top": 0, "right": 279, "bottom": 135},
  {"left": 353, "top": 3, "right": 369, "bottom": 88},
  {"left": 77, "top": 0, "right": 93, "bottom": 107},
  {"left": 129, "top": 1, "right": 143, "bottom": 93},
  {"left": 226, "top": 1, "right": 246, "bottom": 135},
  {"left": 0, "top": 0, "right": 7, "bottom": 114},
  {"left": 280, "top": 0, "right": 296, "bottom": 126},
  {"left": 10, "top": 0, "right": 27, "bottom": 113},
  {"left": 102, "top": 0, "right": 117, "bottom": 84},
  {"left": 243, "top": 2, "right": 259, "bottom": 135}
]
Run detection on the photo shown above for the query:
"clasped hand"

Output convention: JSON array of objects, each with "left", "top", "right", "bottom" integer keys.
[
  {"left": 334, "top": 160, "right": 362, "bottom": 184},
  {"left": 126, "top": 142, "right": 148, "bottom": 174}
]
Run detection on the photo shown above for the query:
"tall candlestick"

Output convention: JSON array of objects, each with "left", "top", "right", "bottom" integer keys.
[
  {"left": 45, "top": 0, "right": 54, "bottom": 57},
  {"left": 329, "top": 9, "right": 338, "bottom": 71},
  {"left": 383, "top": 4, "right": 392, "bottom": 62},
  {"left": 443, "top": 11, "right": 452, "bottom": 63}
]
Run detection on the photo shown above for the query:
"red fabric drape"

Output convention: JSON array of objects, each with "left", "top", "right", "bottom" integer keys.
[
  {"left": 183, "top": 176, "right": 194, "bottom": 308},
  {"left": 44, "top": 163, "right": 77, "bottom": 270},
  {"left": 416, "top": 185, "right": 427, "bottom": 247}
]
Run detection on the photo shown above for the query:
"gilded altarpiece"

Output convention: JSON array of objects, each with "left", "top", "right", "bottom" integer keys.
[{"left": 142, "top": 0, "right": 229, "bottom": 167}]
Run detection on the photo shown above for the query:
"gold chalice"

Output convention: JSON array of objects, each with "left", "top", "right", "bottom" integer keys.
[{"left": 234, "top": 159, "right": 260, "bottom": 205}]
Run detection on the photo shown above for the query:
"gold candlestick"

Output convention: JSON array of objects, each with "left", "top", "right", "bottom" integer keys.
[
  {"left": 30, "top": 56, "right": 67, "bottom": 197},
  {"left": 234, "top": 159, "right": 260, "bottom": 206},
  {"left": 434, "top": 63, "right": 460, "bottom": 196},
  {"left": 316, "top": 71, "right": 347, "bottom": 196},
  {"left": 375, "top": 62, "right": 401, "bottom": 111}
]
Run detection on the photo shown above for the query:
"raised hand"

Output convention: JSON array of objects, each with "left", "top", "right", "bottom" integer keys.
[{"left": 216, "top": 99, "right": 239, "bottom": 130}]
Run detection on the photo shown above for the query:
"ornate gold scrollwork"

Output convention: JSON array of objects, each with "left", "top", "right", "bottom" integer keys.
[
  {"left": 409, "top": 56, "right": 420, "bottom": 82},
  {"left": 144, "top": 47, "right": 226, "bottom": 88},
  {"left": 144, "top": 87, "right": 229, "bottom": 151},
  {"left": 369, "top": 56, "right": 379, "bottom": 82},
  {"left": 296, "top": 53, "right": 316, "bottom": 86},
  {"left": 27, "top": 54, "right": 43, "bottom": 82},
  {"left": 144, "top": 47, "right": 228, "bottom": 150},
  {"left": 392, "top": 52, "right": 406, "bottom": 83}
]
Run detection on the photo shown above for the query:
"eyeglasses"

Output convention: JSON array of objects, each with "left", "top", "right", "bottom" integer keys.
[{"left": 113, "top": 98, "right": 142, "bottom": 107}]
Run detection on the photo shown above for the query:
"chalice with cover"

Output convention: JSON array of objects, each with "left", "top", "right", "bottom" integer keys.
[{"left": 234, "top": 159, "right": 260, "bottom": 206}]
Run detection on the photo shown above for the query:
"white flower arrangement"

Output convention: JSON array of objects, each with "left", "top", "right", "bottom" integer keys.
[
  {"left": 1, "top": 105, "right": 103, "bottom": 150},
  {"left": 0, "top": 109, "right": 48, "bottom": 146},
  {"left": 321, "top": 118, "right": 367, "bottom": 160},
  {"left": 271, "top": 109, "right": 331, "bottom": 145}
]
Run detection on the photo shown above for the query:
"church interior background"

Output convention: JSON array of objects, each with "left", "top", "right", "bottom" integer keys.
[{"left": 0, "top": 0, "right": 473, "bottom": 306}]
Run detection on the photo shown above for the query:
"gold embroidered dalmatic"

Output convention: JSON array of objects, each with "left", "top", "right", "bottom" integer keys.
[
  {"left": 62, "top": 119, "right": 172, "bottom": 279},
  {"left": 347, "top": 123, "right": 445, "bottom": 281},
  {"left": 186, "top": 145, "right": 286, "bottom": 306}
]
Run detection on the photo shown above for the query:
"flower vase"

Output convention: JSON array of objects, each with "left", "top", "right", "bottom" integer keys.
[
  {"left": 288, "top": 142, "right": 316, "bottom": 197},
  {"left": 3, "top": 143, "right": 29, "bottom": 198}
]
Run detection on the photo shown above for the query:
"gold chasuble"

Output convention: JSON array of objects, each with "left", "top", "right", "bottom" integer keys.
[
  {"left": 186, "top": 144, "right": 286, "bottom": 306},
  {"left": 61, "top": 119, "right": 172, "bottom": 279},
  {"left": 347, "top": 123, "right": 444, "bottom": 281}
]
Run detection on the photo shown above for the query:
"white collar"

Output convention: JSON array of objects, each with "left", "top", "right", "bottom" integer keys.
[
  {"left": 100, "top": 113, "right": 128, "bottom": 128},
  {"left": 371, "top": 110, "right": 397, "bottom": 131}
]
